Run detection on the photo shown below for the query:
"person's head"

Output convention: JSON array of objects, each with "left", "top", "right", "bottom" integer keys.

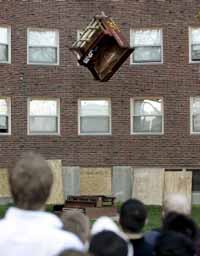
[
  {"left": 162, "top": 193, "right": 191, "bottom": 217},
  {"left": 9, "top": 151, "right": 53, "bottom": 210},
  {"left": 162, "top": 212, "right": 198, "bottom": 241},
  {"left": 155, "top": 231, "right": 195, "bottom": 256},
  {"left": 61, "top": 211, "right": 90, "bottom": 243},
  {"left": 119, "top": 198, "right": 147, "bottom": 233},
  {"left": 89, "top": 231, "right": 129, "bottom": 256},
  {"left": 58, "top": 250, "right": 91, "bottom": 256}
]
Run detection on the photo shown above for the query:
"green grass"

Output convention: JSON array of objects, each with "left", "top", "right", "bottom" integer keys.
[{"left": 0, "top": 205, "right": 199, "bottom": 232}]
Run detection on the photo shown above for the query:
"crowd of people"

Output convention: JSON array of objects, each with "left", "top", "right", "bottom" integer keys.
[{"left": 0, "top": 151, "right": 199, "bottom": 256}]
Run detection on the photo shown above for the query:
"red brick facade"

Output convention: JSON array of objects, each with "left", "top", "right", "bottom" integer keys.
[{"left": 1, "top": 0, "right": 200, "bottom": 169}]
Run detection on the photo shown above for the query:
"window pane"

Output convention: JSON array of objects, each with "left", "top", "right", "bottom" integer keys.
[
  {"left": 0, "top": 99, "right": 8, "bottom": 115},
  {"left": 134, "top": 99, "right": 162, "bottom": 116},
  {"left": 0, "top": 116, "right": 8, "bottom": 133},
  {"left": 80, "top": 116, "right": 110, "bottom": 133},
  {"left": 191, "top": 28, "right": 200, "bottom": 44},
  {"left": 29, "top": 47, "right": 57, "bottom": 64},
  {"left": 29, "top": 30, "right": 57, "bottom": 46},
  {"left": 193, "top": 114, "right": 200, "bottom": 132},
  {"left": 191, "top": 45, "right": 200, "bottom": 60},
  {"left": 30, "top": 116, "right": 57, "bottom": 133},
  {"left": 192, "top": 97, "right": 200, "bottom": 115},
  {"left": 0, "top": 44, "right": 8, "bottom": 62},
  {"left": 133, "top": 30, "right": 161, "bottom": 46},
  {"left": 30, "top": 100, "right": 57, "bottom": 116},
  {"left": 133, "top": 46, "right": 161, "bottom": 62},
  {"left": 0, "top": 27, "right": 8, "bottom": 44},
  {"left": 80, "top": 100, "right": 109, "bottom": 116},
  {"left": 192, "top": 170, "right": 200, "bottom": 192},
  {"left": 133, "top": 116, "right": 162, "bottom": 133}
]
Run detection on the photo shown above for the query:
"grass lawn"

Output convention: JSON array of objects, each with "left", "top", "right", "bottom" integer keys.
[{"left": 0, "top": 205, "right": 199, "bottom": 231}]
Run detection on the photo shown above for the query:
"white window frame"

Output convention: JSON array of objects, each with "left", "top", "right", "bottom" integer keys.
[
  {"left": 0, "top": 26, "right": 11, "bottom": 64},
  {"left": 130, "top": 97, "right": 164, "bottom": 135},
  {"left": 27, "top": 98, "right": 60, "bottom": 136},
  {"left": 130, "top": 28, "right": 163, "bottom": 65},
  {"left": 27, "top": 28, "right": 60, "bottom": 65},
  {"left": 190, "top": 97, "right": 200, "bottom": 134},
  {"left": 78, "top": 98, "right": 112, "bottom": 136},
  {"left": 0, "top": 97, "right": 11, "bottom": 135},
  {"left": 188, "top": 27, "right": 200, "bottom": 64}
]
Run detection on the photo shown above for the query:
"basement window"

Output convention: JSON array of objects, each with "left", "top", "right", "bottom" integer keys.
[
  {"left": 27, "top": 28, "right": 59, "bottom": 65},
  {"left": 130, "top": 29, "right": 162, "bottom": 64},
  {"left": 131, "top": 98, "right": 163, "bottom": 134},
  {"left": 0, "top": 98, "right": 10, "bottom": 134},
  {"left": 28, "top": 99, "right": 60, "bottom": 135},
  {"left": 0, "top": 27, "right": 11, "bottom": 63},
  {"left": 79, "top": 99, "right": 111, "bottom": 135}
]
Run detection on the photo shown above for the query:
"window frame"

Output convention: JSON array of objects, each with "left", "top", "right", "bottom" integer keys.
[
  {"left": 130, "top": 97, "right": 164, "bottom": 135},
  {"left": 188, "top": 27, "right": 200, "bottom": 64},
  {"left": 190, "top": 97, "right": 200, "bottom": 134},
  {"left": 130, "top": 28, "right": 163, "bottom": 65},
  {"left": 0, "top": 97, "right": 11, "bottom": 135},
  {"left": 27, "top": 97, "right": 60, "bottom": 136},
  {"left": 27, "top": 28, "right": 60, "bottom": 66},
  {"left": 78, "top": 98, "right": 112, "bottom": 136},
  {"left": 0, "top": 26, "right": 11, "bottom": 64}
]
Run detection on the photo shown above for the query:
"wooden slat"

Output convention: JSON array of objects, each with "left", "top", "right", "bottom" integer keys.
[
  {"left": 80, "top": 168, "right": 112, "bottom": 196},
  {"left": 132, "top": 168, "right": 164, "bottom": 205},
  {"left": 164, "top": 171, "right": 192, "bottom": 206}
]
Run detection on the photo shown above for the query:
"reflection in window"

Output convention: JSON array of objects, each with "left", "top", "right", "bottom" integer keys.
[
  {"left": 79, "top": 100, "right": 111, "bottom": 134},
  {"left": 190, "top": 28, "right": 200, "bottom": 61},
  {"left": 0, "top": 98, "right": 10, "bottom": 133},
  {"left": 0, "top": 27, "right": 10, "bottom": 63},
  {"left": 29, "top": 99, "right": 59, "bottom": 134},
  {"left": 28, "top": 29, "right": 59, "bottom": 64},
  {"left": 132, "top": 99, "right": 163, "bottom": 134},
  {"left": 131, "top": 29, "right": 162, "bottom": 63}
]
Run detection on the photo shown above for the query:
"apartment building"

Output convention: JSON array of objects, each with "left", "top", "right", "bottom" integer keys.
[{"left": 1, "top": 0, "right": 200, "bottom": 203}]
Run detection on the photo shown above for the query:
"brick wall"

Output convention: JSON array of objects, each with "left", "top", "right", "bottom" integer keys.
[{"left": 0, "top": 0, "right": 200, "bottom": 168}]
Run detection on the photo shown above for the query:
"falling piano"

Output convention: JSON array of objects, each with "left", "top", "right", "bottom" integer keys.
[{"left": 70, "top": 13, "right": 134, "bottom": 82}]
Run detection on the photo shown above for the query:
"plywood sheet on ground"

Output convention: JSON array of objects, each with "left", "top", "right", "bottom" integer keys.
[
  {"left": 80, "top": 168, "right": 112, "bottom": 195},
  {"left": 0, "top": 168, "right": 10, "bottom": 197},
  {"left": 164, "top": 171, "right": 192, "bottom": 206},
  {"left": 47, "top": 160, "right": 65, "bottom": 205},
  {"left": 132, "top": 168, "right": 164, "bottom": 205}
]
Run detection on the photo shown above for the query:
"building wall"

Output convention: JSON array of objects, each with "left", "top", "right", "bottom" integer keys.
[{"left": 0, "top": 0, "right": 200, "bottom": 169}]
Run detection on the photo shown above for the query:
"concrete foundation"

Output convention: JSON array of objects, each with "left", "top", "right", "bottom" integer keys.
[
  {"left": 112, "top": 166, "right": 133, "bottom": 202},
  {"left": 62, "top": 167, "right": 80, "bottom": 199}
]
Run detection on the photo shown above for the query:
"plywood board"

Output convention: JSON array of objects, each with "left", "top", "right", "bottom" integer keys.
[
  {"left": 164, "top": 171, "right": 192, "bottom": 206},
  {"left": 0, "top": 168, "right": 11, "bottom": 197},
  {"left": 47, "top": 160, "right": 65, "bottom": 205},
  {"left": 132, "top": 168, "right": 164, "bottom": 205},
  {"left": 80, "top": 168, "right": 112, "bottom": 195}
]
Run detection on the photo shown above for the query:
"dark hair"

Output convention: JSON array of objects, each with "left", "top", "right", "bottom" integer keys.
[
  {"left": 9, "top": 151, "right": 53, "bottom": 210},
  {"left": 119, "top": 199, "right": 147, "bottom": 233},
  {"left": 155, "top": 231, "right": 195, "bottom": 256},
  {"left": 89, "top": 231, "right": 128, "bottom": 256},
  {"left": 61, "top": 211, "right": 90, "bottom": 243},
  {"left": 162, "top": 212, "right": 198, "bottom": 241},
  {"left": 59, "top": 250, "right": 91, "bottom": 256}
]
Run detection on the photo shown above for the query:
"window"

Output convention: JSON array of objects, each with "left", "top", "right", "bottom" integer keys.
[
  {"left": 189, "top": 27, "right": 200, "bottom": 62},
  {"left": 130, "top": 29, "right": 162, "bottom": 64},
  {"left": 27, "top": 29, "right": 59, "bottom": 65},
  {"left": 79, "top": 99, "right": 111, "bottom": 135},
  {"left": 0, "top": 27, "right": 11, "bottom": 63},
  {"left": 28, "top": 99, "right": 60, "bottom": 135},
  {"left": 0, "top": 98, "right": 10, "bottom": 134},
  {"left": 131, "top": 98, "right": 163, "bottom": 134},
  {"left": 190, "top": 97, "right": 200, "bottom": 133}
]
